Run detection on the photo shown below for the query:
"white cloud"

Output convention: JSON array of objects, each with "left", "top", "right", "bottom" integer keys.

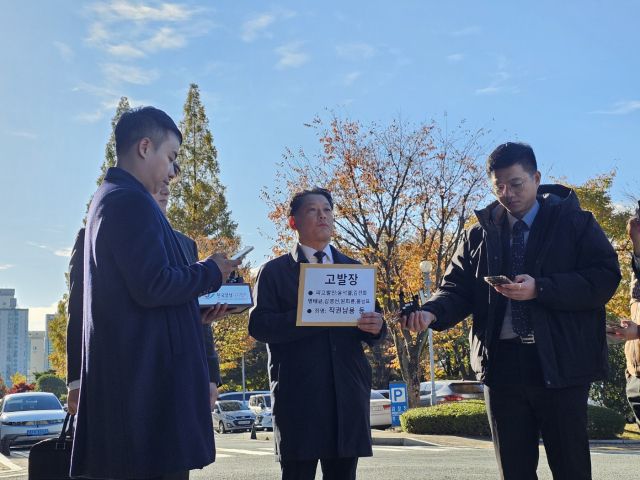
[
  {"left": 476, "top": 54, "right": 519, "bottom": 95},
  {"left": 54, "top": 248, "right": 72, "bottom": 258},
  {"left": 275, "top": 42, "right": 309, "bottom": 69},
  {"left": 53, "top": 41, "right": 74, "bottom": 61},
  {"left": 241, "top": 14, "right": 276, "bottom": 42},
  {"left": 450, "top": 26, "right": 481, "bottom": 36},
  {"left": 26, "top": 302, "right": 59, "bottom": 331},
  {"left": 87, "top": 22, "right": 110, "bottom": 44},
  {"left": 6, "top": 131, "right": 37, "bottom": 139},
  {"left": 0, "top": 265, "right": 13, "bottom": 270},
  {"left": 476, "top": 86, "right": 518, "bottom": 95},
  {"left": 344, "top": 71, "right": 360, "bottom": 86},
  {"left": 476, "top": 86, "right": 500, "bottom": 94},
  {"left": 447, "top": 54, "right": 464, "bottom": 62},
  {"left": 591, "top": 101, "right": 640, "bottom": 115},
  {"left": 107, "top": 43, "right": 145, "bottom": 57},
  {"left": 141, "top": 27, "right": 187, "bottom": 51},
  {"left": 27, "top": 242, "right": 73, "bottom": 256},
  {"left": 102, "top": 63, "right": 158, "bottom": 84},
  {"left": 336, "top": 42, "right": 375, "bottom": 60},
  {"left": 93, "top": 1, "right": 198, "bottom": 22}
]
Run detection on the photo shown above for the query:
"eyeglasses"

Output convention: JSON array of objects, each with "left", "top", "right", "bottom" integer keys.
[{"left": 491, "top": 177, "right": 530, "bottom": 197}]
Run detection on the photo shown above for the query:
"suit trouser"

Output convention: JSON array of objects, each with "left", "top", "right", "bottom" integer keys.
[
  {"left": 627, "top": 374, "right": 640, "bottom": 429},
  {"left": 484, "top": 340, "right": 591, "bottom": 480},
  {"left": 280, "top": 457, "right": 358, "bottom": 480}
]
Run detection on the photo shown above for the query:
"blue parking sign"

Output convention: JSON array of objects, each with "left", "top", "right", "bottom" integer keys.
[{"left": 389, "top": 382, "right": 408, "bottom": 426}]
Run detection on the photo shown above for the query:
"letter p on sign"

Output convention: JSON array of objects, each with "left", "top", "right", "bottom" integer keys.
[{"left": 391, "top": 387, "right": 406, "bottom": 403}]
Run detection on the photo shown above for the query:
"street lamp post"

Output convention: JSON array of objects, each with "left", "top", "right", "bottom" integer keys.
[{"left": 419, "top": 260, "right": 437, "bottom": 408}]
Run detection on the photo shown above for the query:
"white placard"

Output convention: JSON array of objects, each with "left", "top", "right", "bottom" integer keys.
[{"left": 296, "top": 264, "right": 377, "bottom": 326}]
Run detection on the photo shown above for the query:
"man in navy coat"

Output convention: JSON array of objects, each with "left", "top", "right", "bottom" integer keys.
[
  {"left": 70, "top": 106, "right": 240, "bottom": 479},
  {"left": 249, "top": 187, "right": 387, "bottom": 480},
  {"left": 66, "top": 183, "right": 232, "bottom": 415}
]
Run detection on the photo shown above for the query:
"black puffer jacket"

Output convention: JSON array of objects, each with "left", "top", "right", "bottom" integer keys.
[{"left": 423, "top": 184, "right": 621, "bottom": 388}]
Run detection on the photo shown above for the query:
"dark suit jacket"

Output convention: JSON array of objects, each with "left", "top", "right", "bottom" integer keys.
[
  {"left": 248, "top": 245, "right": 387, "bottom": 462},
  {"left": 173, "top": 230, "right": 223, "bottom": 386},
  {"left": 67, "top": 229, "right": 223, "bottom": 387},
  {"left": 71, "top": 167, "right": 221, "bottom": 479}
]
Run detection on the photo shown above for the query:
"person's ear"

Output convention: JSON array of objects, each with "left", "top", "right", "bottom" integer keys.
[
  {"left": 533, "top": 171, "right": 541, "bottom": 188},
  {"left": 289, "top": 216, "right": 297, "bottom": 231},
  {"left": 138, "top": 138, "right": 152, "bottom": 159}
]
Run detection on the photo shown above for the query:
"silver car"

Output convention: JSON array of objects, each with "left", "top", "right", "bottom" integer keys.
[
  {"left": 212, "top": 400, "right": 255, "bottom": 433},
  {"left": 249, "top": 394, "right": 273, "bottom": 431},
  {"left": 0, "top": 392, "right": 66, "bottom": 447},
  {"left": 419, "top": 380, "right": 484, "bottom": 406}
]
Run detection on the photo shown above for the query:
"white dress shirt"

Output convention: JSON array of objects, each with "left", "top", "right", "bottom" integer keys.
[{"left": 298, "top": 243, "right": 334, "bottom": 264}]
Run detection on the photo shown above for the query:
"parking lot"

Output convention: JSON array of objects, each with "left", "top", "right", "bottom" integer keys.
[{"left": 2, "top": 432, "right": 640, "bottom": 479}]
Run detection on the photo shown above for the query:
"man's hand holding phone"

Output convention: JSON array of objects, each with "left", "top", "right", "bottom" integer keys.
[
  {"left": 208, "top": 253, "right": 242, "bottom": 280},
  {"left": 401, "top": 310, "right": 435, "bottom": 333},
  {"left": 493, "top": 274, "right": 538, "bottom": 300},
  {"left": 607, "top": 320, "right": 640, "bottom": 341}
]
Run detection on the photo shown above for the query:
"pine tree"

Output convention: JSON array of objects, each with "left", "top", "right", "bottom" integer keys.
[
  {"left": 98, "top": 96, "right": 131, "bottom": 186},
  {"left": 85, "top": 97, "right": 131, "bottom": 216},
  {"left": 167, "top": 84, "right": 237, "bottom": 239}
]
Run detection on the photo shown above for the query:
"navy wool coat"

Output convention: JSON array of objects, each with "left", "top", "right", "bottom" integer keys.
[
  {"left": 71, "top": 168, "right": 222, "bottom": 479},
  {"left": 248, "top": 245, "right": 387, "bottom": 462},
  {"left": 67, "top": 229, "right": 224, "bottom": 388}
]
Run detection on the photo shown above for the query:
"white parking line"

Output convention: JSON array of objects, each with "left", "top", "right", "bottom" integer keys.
[
  {"left": 216, "top": 448, "right": 273, "bottom": 456},
  {"left": 0, "top": 454, "right": 22, "bottom": 472},
  {"left": 373, "top": 446, "right": 462, "bottom": 452},
  {"left": 216, "top": 453, "right": 233, "bottom": 458},
  {"left": 7, "top": 451, "right": 28, "bottom": 458}
]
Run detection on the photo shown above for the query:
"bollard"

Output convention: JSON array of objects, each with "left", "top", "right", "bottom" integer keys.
[{"left": 250, "top": 424, "right": 257, "bottom": 440}]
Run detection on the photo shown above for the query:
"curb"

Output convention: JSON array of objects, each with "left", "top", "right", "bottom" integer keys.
[
  {"left": 588, "top": 439, "right": 640, "bottom": 445},
  {"left": 371, "top": 437, "right": 442, "bottom": 447},
  {"left": 370, "top": 432, "right": 640, "bottom": 448}
]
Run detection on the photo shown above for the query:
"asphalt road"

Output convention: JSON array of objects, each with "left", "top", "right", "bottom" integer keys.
[{"left": 2, "top": 432, "right": 640, "bottom": 479}]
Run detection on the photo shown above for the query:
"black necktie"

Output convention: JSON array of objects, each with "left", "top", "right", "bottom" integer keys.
[
  {"left": 511, "top": 220, "right": 533, "bottom": 336},
  {"left": 313, "top": 251, "right": 325, "bottom": 264}
]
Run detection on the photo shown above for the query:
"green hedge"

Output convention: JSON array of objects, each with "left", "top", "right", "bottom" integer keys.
[
  {"left": 587, "top": 404, "right": 627, "bottom": 439},
  {"left": 400, "top": 401, "right": 627, "bottom": 439},
  {"left": 400, "top": 400, "right": 491, "bottom": 436}
]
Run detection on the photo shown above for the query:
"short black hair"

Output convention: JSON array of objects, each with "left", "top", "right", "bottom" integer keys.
[
  {"left": 486, "top": 142, "right": 537, "bottom": 177},
  {"left": 115, "top": 106, "right": 183, "bottom": 157},
  {"left": 289, "top": 187, "right": 334, "bottom": 217}
]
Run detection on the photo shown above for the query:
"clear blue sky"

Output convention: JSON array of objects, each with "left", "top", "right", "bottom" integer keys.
[{"left": 1, "top": 1, "right": 639, "bottom": 330}]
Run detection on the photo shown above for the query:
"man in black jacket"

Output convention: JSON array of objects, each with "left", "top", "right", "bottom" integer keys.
[
  {"left": 248, "top": 188, "right": 387, "bottom": 480},
  {"left": 403, "top": 142, "right": 621, "bottom": 480}
]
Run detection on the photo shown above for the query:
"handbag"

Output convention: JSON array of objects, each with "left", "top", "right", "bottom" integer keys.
[{"left": 28, "top": 413, "right": 74, "bottom": 480}]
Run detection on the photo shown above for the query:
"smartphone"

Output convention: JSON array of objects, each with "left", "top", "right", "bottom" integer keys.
[
  {"left": 484, "top": 275, "right": 513, "bottom": 286},
  {"left": 606, "top": 320, "right": 621, "bottom": 334},
  {"left": 230, "top": 246, "right": 254, "bottom": 261}
]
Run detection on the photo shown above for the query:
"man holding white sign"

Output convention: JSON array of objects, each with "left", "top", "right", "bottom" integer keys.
[{"left": 249, "top": 187, "right": 387, "bottom": 480}]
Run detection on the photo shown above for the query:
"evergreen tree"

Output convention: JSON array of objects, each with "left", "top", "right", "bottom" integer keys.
[
  {"left": 167, "top": 84, "right": 237, "bottom": 239},
  {"left": 85, "top": 97, "right": 131, "bottom": 215},
  {"left": 98, "top": 96, "right": 131, "bottom": 186}
]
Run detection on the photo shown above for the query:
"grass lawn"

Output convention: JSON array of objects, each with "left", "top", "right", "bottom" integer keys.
[{"left": 617, "top": 423, "right": 640, "bottom": 440}]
